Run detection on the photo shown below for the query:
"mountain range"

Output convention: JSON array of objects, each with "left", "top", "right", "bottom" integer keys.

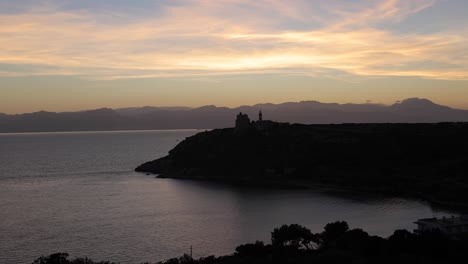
[{"left": 1, "top": 98, "right": 467, "bottom": 133}]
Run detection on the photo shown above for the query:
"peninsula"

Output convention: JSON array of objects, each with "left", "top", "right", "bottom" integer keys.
[{"left": 136, "top": 112, "right": 468, "bottom": 207}]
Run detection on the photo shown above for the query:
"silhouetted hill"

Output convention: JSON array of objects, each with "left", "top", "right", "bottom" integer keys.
[
  {"left": 0, "top": 108, "right": 122, "bottom": 132},
  {"left": 1, "top": 98, "right": 468, "bottom": 132},
  {"left": 394, "top": 99, "right": 468, "bottom": 122},
  {"left": 115, "top": 106, "right": 192, "bottom": 116},
  {"left": 136, "top": 122, "right": 468, "bottom": 207}
]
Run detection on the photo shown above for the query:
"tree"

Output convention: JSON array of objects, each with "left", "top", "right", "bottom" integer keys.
[
  {"left": 388, "top": 229, "right": 416, "bottom": 255},
  {"left": 33, "top": 253, "right": 70, "bottom": 264},
  {"left": 271, "top": 224, "right": 318, "bottom": 250},
  {"left": 235, "top": 241, "right": 269, "bottom": 257},
  {"left": 320, "top": 221, "right": 349, "bottom": 248},
  {"left": 340, "top": 228, "right": 370, "bottom": 250}
]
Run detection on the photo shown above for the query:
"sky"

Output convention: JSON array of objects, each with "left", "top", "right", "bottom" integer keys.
[{"left": 1, "top": 0, "right": 468, "bottom": 114}]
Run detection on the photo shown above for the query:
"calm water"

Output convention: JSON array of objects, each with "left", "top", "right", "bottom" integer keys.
[{"left": 0, "top": 130, "right": 458, "bottom": 263}]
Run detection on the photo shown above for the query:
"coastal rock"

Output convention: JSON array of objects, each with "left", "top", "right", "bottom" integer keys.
[{"left": 136, "top": 121, "right": 468, "bottom": 205}]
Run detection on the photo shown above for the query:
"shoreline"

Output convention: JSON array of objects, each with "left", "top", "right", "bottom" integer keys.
[
  {"left": 136, "top": 122, "right": 468, "bottom": 214},
  {"left": 148, "top": 173, "right": 468, "bottom": 213}
]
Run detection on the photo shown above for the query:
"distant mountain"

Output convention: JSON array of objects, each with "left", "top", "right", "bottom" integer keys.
[
  {"left": 115, "top": 106, "right": 192, "bottom": 116},
  {"left": 1, "top": 98, "right": 467, "bottom": 133},
  {"left": 388, "top": 98, "right": 468, "bottom": 122},
  {"left": 0, "top": 113, "right": 8, "bottom": 124},
  {"left": 0, "top": 108, "right": 121, "bottom": 132}
]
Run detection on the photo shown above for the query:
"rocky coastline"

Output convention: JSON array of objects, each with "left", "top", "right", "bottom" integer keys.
[{"left": 136, "top": 119, "right": 468, "bottom": 208}]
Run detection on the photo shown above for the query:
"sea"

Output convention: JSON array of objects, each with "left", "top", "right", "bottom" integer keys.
[{"left": 0, "top": 130, "right": 458, "bottom": 263}]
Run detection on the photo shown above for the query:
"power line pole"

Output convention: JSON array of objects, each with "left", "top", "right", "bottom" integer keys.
[{"left": 190, "top": 245, "right": 193, "bottom": 260}]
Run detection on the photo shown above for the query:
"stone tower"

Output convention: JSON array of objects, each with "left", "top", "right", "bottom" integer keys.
[{"left": 235, "top": 112, "right": 251, "bottom": 134}]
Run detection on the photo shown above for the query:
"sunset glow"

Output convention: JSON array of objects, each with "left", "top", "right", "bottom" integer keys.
[{"left": 1, "top": 0, "right": 468, "bottom": 113}]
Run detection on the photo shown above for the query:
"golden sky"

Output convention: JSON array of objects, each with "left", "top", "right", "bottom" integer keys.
[{"left": 1, "top": 0, "right": 468, "bottom": 113}]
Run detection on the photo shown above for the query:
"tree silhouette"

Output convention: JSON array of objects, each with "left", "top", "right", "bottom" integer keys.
[
  {"left": 33, "top": 221, "right": 468, "bottom": 264},
  {"left": 271, "top": 224, "right": 318, "bottom": 250},
  {"left": 235, "top": 241, "right": 268, "bottom": 257},
  {"left": 33, "top": 253, "right": 69, "bottom": 264},
  {"left": 339, "top": 228, "right": 370, "bottom": 250},
  {"left": 320, "top": 221, "right": 349, "bottom": 247},
  {"left": 32, "top": 253, "right": 114, "bottom": 264}
]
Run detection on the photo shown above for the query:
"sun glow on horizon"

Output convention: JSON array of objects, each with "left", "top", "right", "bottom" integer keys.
[{"left": 1, "top": 0, "right": 468, "bottom": 113}]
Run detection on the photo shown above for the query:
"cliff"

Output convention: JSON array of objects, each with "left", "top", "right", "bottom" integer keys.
[{"left": 136, "top": 122, "right": 468, "bottom": 206}]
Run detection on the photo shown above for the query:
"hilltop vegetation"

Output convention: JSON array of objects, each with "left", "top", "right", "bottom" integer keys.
[{"left": 136, "top": 122, "right": 468, "bottom": 206}]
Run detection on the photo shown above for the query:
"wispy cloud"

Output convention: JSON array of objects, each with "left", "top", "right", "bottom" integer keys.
[{"left": 0, "top": 0, "right": 467, "bottom": 80}]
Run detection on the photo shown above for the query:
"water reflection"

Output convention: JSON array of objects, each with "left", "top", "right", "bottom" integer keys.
[{"left": 0, "top": 130, "right": 461, "bottom": 263}]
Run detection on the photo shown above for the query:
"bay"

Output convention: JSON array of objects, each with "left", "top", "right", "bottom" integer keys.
[{"left": 0, "top": 130, "right": 457, "bottom": 263}]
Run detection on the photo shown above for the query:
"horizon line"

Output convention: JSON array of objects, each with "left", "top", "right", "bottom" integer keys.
[{"left": 2, "top": 97, "right": 467, "bottom": 115}]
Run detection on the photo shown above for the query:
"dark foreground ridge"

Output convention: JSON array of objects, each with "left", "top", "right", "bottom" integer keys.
[
  {"left": 136, "top": 117, "right": 468, "bottom": 207},
  {"left": 34, "top": 220, "right": 468, "bottom": 264}
]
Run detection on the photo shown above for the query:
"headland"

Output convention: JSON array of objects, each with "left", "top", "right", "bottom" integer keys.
[{"left": 136, "top": 112, "right": 468, "bottom": 207}]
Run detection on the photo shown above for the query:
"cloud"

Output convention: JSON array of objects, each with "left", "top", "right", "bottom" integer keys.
[
  {"left": 0, "top": 0, "right": 467, "bottom": 80},
  {"left": 331, "top": 0, "right": 438, "bottom": 25}
]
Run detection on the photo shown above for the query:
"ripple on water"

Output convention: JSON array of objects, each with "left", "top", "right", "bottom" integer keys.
[{"left": 0, "top": 131, "right": 460, "bottom": 263}]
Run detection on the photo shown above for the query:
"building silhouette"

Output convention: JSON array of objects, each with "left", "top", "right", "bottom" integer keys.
[
  {"left": 235, "top": 111, "right": 286, "bottom": 134},
  {"left": 415, "top": 216, "right": 468, "bottom": 239},
  {"left": 235, "top": 112, "right": 251, "bottom": 134}
]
